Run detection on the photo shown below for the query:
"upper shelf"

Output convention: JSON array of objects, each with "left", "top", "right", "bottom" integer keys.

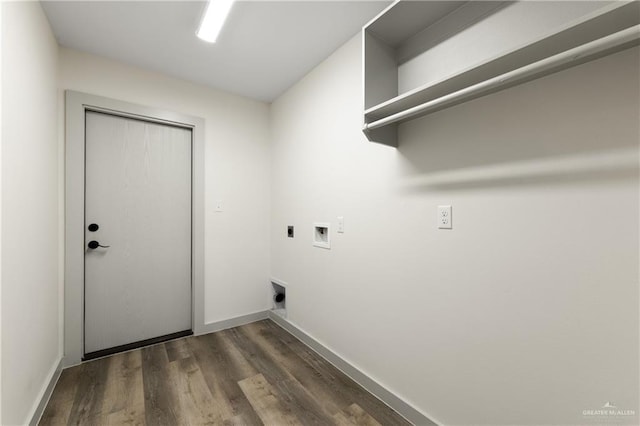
[{"left": 362, "top": 1, "right": 640, "bottom": 147}]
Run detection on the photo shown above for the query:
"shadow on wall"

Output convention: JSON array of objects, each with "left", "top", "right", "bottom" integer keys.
[{"left": 394, "top": 48, "right": 640, "bottom": 193}]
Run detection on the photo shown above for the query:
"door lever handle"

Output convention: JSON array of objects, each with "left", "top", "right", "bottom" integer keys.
[{"left": 88, "top": 240, "right": 110, "bottom": 249}]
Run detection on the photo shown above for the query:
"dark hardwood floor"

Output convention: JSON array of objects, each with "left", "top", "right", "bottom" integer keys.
[{"left": 40, "top": 319, "right": 412, "bottom": 425}]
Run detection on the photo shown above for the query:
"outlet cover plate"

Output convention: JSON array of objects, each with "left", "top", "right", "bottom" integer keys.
[{"left": 438, "top": 205, "right": 452, "bottom": 229}]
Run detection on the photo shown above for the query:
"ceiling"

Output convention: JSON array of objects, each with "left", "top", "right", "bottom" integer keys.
[{"left": 41, "top": 1, "right": 391, "bottom": 102}]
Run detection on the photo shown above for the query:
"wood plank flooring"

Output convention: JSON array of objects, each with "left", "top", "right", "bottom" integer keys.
[{"left": 40, "top": 320, "right": 412, "bottom": 426}]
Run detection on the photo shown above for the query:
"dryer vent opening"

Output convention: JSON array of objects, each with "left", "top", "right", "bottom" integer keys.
[{"left": 271, "top": 281, "right": 287, "bottom": 318}]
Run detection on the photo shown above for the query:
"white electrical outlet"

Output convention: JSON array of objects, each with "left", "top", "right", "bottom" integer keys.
[
  {"left": 438, "top": 205, "right": 452, "bottom": 229},
  {"left": 337, "top": 216, "right": 344, "bottom": 233}
]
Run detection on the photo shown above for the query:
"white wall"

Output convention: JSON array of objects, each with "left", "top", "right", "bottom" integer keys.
[
  {"left": 59, "top": 48, "right": 272, "bottom": 325},
  {"left": 0, "top": 2, "right": 3, "bottom": 422},
  {"left": 271, "top": 34, "right": 639, "bottom": 425},
  {"left": 1, "top": 2, "right": 60, "bottom": 425}
]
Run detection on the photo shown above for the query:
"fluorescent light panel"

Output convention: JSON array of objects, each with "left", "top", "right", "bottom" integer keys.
[{"left": 197, "top": 0, "right": 235, "bottom": 43}]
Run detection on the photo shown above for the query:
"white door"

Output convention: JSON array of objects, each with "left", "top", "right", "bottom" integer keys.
[{"left": 84, "top": 111, "right": 192, "bottom": 357}]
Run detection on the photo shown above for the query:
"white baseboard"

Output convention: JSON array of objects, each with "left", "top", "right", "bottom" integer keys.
[
  {"left": 29, "top": 357, "right": 63, "bottom": 426},
  {"left": 198, "top": 310, "right": 269, "bottom": 335},
  {"left": 268, "top": 311, "right": 439, "bottom": 426}
]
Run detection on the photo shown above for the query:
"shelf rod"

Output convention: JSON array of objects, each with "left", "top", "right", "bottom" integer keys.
[{"left": 364, "top": 25, "right": 640, "bottom": 131}]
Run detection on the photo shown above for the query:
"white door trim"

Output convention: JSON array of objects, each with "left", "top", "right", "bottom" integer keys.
[{"left": 64, "top": 90, "right": 205, "bottom": 366}]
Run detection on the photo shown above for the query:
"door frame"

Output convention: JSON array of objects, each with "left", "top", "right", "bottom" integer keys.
[{"left": 64, "top": 90, "right": 205, "bottom": 366}]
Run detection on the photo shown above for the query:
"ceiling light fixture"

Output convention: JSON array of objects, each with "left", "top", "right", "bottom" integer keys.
[{"left": 197, "top": 0, "right": 235, "bottom": 43}]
